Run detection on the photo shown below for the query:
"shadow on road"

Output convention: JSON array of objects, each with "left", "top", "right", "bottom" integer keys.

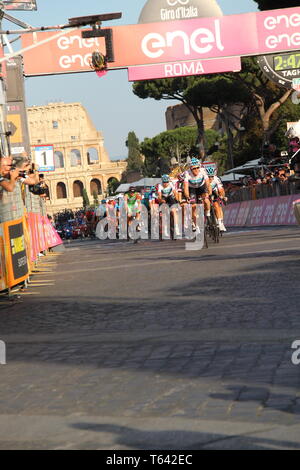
[
  {"left": 0, "top": 236, "right": 299, "bottom": 426},
  {"left": 70, "top": 422, "right": 300, "bottom": 450}
]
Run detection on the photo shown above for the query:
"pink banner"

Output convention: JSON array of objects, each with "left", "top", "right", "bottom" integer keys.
[
  {"left": 247, "top": 199, "right": 267, "bottom": 226},
  {"left": 21, "top": 7, "right": 300, "bottom": 76},
  {"left": 26, "top": 213, "right": 63, "bottom": 261},
  {"left": 37, "top": 214, "right": 47, "bottom": 253},
  {"left": 43, "top": 216, "right": 63, "bottom": 248},
  {"left": 224, "top": 203, "right": 240, "bottom": 226},
  {"left": 294, "top": 200, "right": 300, "bottom": 225},
  {"left": 128, "top": 56, "right": 241, "bottom": 81},
  {"left": 27, "top": 212, "right": 39, "bottom": 262},
  {"left": 224, "top": 195, "right": 300, "bottom": 227},
  {"left": 235, "top": 201, "right": 252, "bottom": 227}
]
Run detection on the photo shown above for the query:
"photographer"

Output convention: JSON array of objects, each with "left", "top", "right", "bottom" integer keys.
[
  {"left": 0, "top": 156, "right": 20, "bottom": 192},
  {"left": 11, "top": 157, "right": 40, "bottom": 187}
]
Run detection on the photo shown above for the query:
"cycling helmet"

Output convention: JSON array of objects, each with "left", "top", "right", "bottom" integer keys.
[
  {"left": 190, "top": 158, "right": 200, "bottom": 168},
  {"left": 161, "top": 174, "right": 170, "bottom": 183},
  {"left": 206, "top": 166, "right": 216, "bottom": 177}
]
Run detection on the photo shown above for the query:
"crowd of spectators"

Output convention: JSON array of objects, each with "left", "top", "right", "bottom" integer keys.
[
  {"left": 54, "top": 207, "right": 100, "bottom": 239},
  {"left": 223, "top": 141, "right": 300, "bottom": 202},
  {"left": 224, "top": 138, "right": 300, "bottom": 197}
]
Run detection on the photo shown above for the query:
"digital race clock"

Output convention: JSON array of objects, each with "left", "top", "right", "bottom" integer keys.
[{"left": 257, "top": 52, "right": 300, "bottom": 89}]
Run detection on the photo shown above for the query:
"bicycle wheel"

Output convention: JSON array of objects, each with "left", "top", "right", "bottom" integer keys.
[
  {"left": 210, "top": 208, "right": 220, "bottom": 244},
  {"left": 204, "top": 226, "right": 209, "bottom": 248}
]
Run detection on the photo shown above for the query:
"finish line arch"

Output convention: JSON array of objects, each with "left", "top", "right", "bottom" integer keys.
[{"left": 3, "top": 6, "right": 298, "bottom": 83}]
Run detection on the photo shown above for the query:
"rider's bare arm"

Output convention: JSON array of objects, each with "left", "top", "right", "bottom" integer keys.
[
  {"left": 205, "top": 178, "right": 213, "bottom": 195},
  {"left": 219, "top": 187, "right": 225, "bottom": 198},
  {"left": 183, "top": 182, "right": 190, "bottom": 200}
]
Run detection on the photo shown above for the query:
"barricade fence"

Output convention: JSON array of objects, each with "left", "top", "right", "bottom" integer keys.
[
  {"left": 224, "top": 194, "right": 300, "bottom": 227},
  {"left": 228, "top": 180, "right": 300, "bottom": 204},
  {"left": 0, "top": 182, "right": 62, "bottom": 292}
]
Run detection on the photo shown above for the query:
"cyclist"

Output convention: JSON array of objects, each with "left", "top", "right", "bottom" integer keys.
[
  {"left": 174, "top": 173, "right": 186, "bottom": 205},
  {"left": 124, "top": 186, "right": 142, "bottom": 228},
  {"left": 206, "top": 167, "right": 227, "bottom": 232},
  {"left": 183, "top": 158, "right": 212, "bottom": 230},
  {"left": 157, "top": 174, "right": 180, "bottom": 237},
  {"left": 142, "top": 186, "right": 156, "bottom": 211}
]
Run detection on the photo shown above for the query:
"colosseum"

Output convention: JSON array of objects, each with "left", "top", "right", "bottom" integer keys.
[{"left": 27, "top": 101, "right": 127, "bottom": 215}]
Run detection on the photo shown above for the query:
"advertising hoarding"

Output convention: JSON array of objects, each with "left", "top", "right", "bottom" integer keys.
[
  {"left": 4, "top": 0, "right": 37, "bottom": 11},
  {"left": 128, "top": 56, "right": 241, "bottom": 81},
  {"left": 3, "top": 218, "right": 29, "bottom": 288},
  {"left": 21, "top": 7, "right": 300, "bottom": 77},
  {"left": 6, "top": 56, "right": 31, "bottom": 157}
]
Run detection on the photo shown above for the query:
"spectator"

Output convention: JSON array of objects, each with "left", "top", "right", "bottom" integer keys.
[
  {"left": 261, "top": 143, "right": 281, "bottom": 164},
  {"left": 0, "top": 156, "right": 20, "bottom": 192}
]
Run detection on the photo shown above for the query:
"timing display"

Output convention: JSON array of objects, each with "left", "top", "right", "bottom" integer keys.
[
  {"left": 273, "top": 53, "right": 300, "bottom": 71},
  {"left": 257, "top": 51, "right": 300, "bottom": 89}
]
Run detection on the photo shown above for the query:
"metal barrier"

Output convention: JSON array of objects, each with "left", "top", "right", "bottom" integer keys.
[
  {"left": 228, "top": 180, "right": 300, "bottom": 204},
  {"left": 0, "top": 182, "right": 62, "bottom": 293}
]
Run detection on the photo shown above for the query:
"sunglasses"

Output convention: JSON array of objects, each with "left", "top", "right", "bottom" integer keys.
[{"left": 191, "top": 166, "right": 200, "bottom": 170}]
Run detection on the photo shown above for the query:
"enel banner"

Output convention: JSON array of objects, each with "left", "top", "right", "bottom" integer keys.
[{"left": 21, "top": 7, "right": 300, "bottom": 77}]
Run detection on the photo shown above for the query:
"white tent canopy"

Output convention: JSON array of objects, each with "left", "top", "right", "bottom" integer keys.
[
  {"left": 116, "top": 178, "right": 162, "bottom": 193},
  {"left": 224, "top": 159, "right": 263, "bottom": 174},
  {"left": 132, "top": 178, "right": 162, "bottom": 187},
  {"left": 115, "top": 184, "right": 130, "bottom": 193},
  {"left": 221, "top": 172, "right": 246, "bottom": 182}
]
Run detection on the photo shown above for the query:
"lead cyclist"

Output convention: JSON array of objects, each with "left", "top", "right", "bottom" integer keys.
[{"left": 183, "top": 158, "right": 212, "bottom": 231}]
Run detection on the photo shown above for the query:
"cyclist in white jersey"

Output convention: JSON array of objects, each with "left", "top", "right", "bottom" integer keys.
[
  {"left": 157, "top": 174, "right": 180, "bottom": 237},
  {"left": 206, "top": 166, "right": 227, "bottom": 232},
  {"left": 183, "top": 158, "right": 212, "bottom": 229}
]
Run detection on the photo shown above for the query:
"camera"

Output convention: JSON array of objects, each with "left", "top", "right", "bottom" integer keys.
[
  {"left": 29, "top": 182, "right": 46, "bottom": 196},
  {"left": 10, "top": 165, "right": 26, "bottom": 178},
  {"left": 12, "top": 156, "right": 27, "bottom": 168}
]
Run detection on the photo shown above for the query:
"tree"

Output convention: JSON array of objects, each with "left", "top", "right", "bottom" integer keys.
[
  {"left": 82, "top": 188, "right": 90, "bottom": 209},
  {"left": 254, "top": 0, "right": 299, "bottom": 9},
  {"left": 126, "top": 131, "right": 143, "bottom": 172},
  {"left": 133, "top": 76, "right": 251, "bottom": 161},
  {"left": 92, "top": 190, "right": 99, "bottom": 207},
  {"left": 141, "top": 126, "right": 196, "bottom": 176},
  {"left": 107, "top": 178, "right": 119, "bottom": 196},
  {"left": 140, "top": 127, "right": 228, "bottom": 176},
  {"left": 224, "top": 57, "right": 294, "bottom": 147},
  {"left": 134, "top": 78, "right": 205, "bottom": 157}
]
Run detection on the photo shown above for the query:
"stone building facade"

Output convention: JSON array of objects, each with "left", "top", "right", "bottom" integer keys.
[
  {"left": 27, "top": 102, "right": 127, "bottom": 215},
  {"left": 166, "top": 104, "right": 220, "bottom": 132},
  {"left": 166, "top": 103, "right": 244, "bottom": 134}
]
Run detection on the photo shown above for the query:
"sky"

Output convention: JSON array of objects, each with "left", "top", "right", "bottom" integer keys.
[{"left": 5, "top": 0, "right": 259, "bottom": 160}]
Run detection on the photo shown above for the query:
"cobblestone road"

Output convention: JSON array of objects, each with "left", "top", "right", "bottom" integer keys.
[{"left": 0, "top": 227, "right": 299, "bottom": 449}]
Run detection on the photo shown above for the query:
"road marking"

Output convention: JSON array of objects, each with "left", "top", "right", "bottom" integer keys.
[
  {"left": 54, "top": 245, "right": 300, "bottom": 275},
  {"left": 27, "top": 283, "right": 55, "bottom": 287},
  {"left": 20, "top": 292, "right": 41, "bottom": 296}
]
